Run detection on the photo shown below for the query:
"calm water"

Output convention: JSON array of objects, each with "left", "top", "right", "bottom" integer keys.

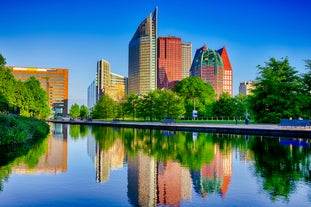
[{"left": 0, "top": 123, "right": 310, "bottom": 207}]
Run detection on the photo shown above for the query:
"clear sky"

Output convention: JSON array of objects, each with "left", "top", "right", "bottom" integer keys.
[{"left": 1, "top": 0, "right": 310, "bottom": 106}]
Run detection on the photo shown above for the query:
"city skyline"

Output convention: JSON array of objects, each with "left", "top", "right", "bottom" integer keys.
[{"left": 1, "top": 0, "right": 310, "bottom": 106}]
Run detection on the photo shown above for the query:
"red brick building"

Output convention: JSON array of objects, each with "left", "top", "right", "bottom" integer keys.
[{"left": 157, "top": 37, "right": 182, "bottom": 89}]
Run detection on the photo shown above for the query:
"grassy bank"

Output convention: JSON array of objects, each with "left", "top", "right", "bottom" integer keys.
[{"left": 0, "top": 114, "right": 50, "bottom": 145}]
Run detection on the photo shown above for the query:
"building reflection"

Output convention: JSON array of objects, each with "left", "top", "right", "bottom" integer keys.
[
  {"left": 12, "top": 123, "right": 68, "bottom": 174},
  {"left": 89, "top": 134, "right": 233, "bottom": 206},
  {"left": 157, "top": 161, "right": 192, "bottom": 206},
  {"left": 191, "top": 144, "right": 232, "bottom": 198},
  {"left": 95, "top": 139, "right": 125, "bottom": 183},
  {"left": 128, "top": 152, "right": 157, "bottom": 207}
]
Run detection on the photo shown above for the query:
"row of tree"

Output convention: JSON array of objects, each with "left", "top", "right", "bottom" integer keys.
[
  {"left": 0, "top": 55, "right": 50, "bottom": 119},
  {"left": 85, "top": 57, "right": 310, "bottom": 123}
]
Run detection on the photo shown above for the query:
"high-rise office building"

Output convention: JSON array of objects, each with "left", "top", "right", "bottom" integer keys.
[
  {"left": 190, "top": 44, "right": 233, "bottom": 97},
  {"left": 239, "top": 81, "right": 255, "bottom": 95},
  {"left": 95, "top": 59, "right": 127, "bottom": 103},
  {"left": 157, "top": 36, "right": 182, "bottom": 89},
  {"left": 97, "top": 59, "right": 111, "bottom": 101},
  {"left": 87, "top": 79, "right": 96, "bottom": 111},
  {"left": 217, "top": 46, "right": 233, "bottom": 96},
  {"left": 181, "top": 42, "right": 192, "bottom": 79},
  {"left": 190, "top": 44, "right": 224, "bottom": 97},
  {"left": 128, "top": 8, "right": 157, "bottom": 95},
  {"left": 9, "top": 66, "right": 68, "bottom": 116}
]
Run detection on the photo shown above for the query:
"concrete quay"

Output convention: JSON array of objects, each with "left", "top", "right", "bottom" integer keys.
[{"left": 48, "top": 119, "right": 311, "bottom": 138}]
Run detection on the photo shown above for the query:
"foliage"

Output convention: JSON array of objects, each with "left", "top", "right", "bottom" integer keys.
[
  {"left": 174, "top": 76, "right": 216, "bottom": 118},
  {"left": 300, "top": 59, "right": 311, "bottom": 118},
  {"left": 212, "top": 93, "right": 235, "bottom": 117},
  {"left": 138, "top": 89, "right": 185, "bottom": 120},
  {"left": 122, "top": 93, "right": 140, "bottom": 120},
  {"left": 92, "top": 95, "right": 117, "bottom": 119},
  {"left": 0, "top": 54, "right": 6, "bottom": 66},
  {"left": 69, "top": 103, "right": 80, "bottom": 119},
  {"left": 80, "top": 105, "right": 89, "bottom": 120},
  {"left": 0, "top": 54, "right": 50, "bottom": 119},
  {"left": 0, "top": 114, "right": 50, "bottom": 145},
  {"left": 248, "top": 57, "right": 302, "bottom": 123},
  {"left": 23, "top": 77, "right": 50, "bottom": 119}
]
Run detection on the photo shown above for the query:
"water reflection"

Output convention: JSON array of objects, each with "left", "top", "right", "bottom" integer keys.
[
  {"left": 86, "top": 126, "right": 310, "bottom": 206},
  {"left": 0, "top": 123, "right": 67, "bottom": 191},
  {"left": 0, "top": 124, "right": 310, "bottom": 206}
]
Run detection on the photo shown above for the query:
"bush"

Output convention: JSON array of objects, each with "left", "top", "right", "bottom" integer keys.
[{"left": 0, "top": 114, "right": 49, "bottom": 145}]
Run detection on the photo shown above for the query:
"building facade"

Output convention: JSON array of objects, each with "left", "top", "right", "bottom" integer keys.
[
  {"left": 87, "top": 79, "right": 96, "bottom": 111},
  {"left": 95, "top": 59, "right": 127, "bottom": 103},
  {"left": 97, "top": 59, "right": 111, "bottom": 102},
  {"left": 190, "top": 45, "right": 224, "bottom": 97},
  {"left": 217, "top": 46, "right": 233, "bottom": 96},
  {"left": 9, "top": 66, "right": 68, "bottom": 116},
  {"left": 157, "top": 36, "right": 182, "bottom": 89},
  {"left": 181, "top": 42, "right": 192, "bottom": 79},
  {"left": 239, "top": 81, "right": 255, "bottom": 95},
  {"left": 128, "top": 8, "right": 157, "bottom": 95},
  {"left": 190, "top": 44, "right": 233, "bottom": 97}
]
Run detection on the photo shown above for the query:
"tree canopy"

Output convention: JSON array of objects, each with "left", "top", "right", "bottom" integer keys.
[
  {"left": 0, "top": 54, "right": 50, "bottom": 119},
  {"left": 173, "top": 76, "right": 216, "bottom": 118},
  {"left": 248, "top": 57, "right": 302, "bottom": 123}
]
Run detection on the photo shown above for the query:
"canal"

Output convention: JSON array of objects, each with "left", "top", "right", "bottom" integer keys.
[{"left": 0, "top": 123, "right": 310, "bottom": 206}]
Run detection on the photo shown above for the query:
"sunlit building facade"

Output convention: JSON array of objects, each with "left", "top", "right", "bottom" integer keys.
[
  {"left": 181, "top": 42, "right": 192, "bottom": 79},
  {"left": 190, "top": 44, "right": 233, "bottom": 97},
  {"left": 96, "top": 59, "right": 127, "bottom": 103},
  {"left": 157, "top": 36, "right": 182, "bottom": 89},
  {"left": 128, "top": 8, "right": 157, "bottom": 95},
  {"left": 97, "top": 59, "right": 111, "bottom": 102},
  {"left": 217, "top": 46, "right": 233, "bottom": 96},
  {"left": 239, "top": 81, "right": 255, "bottom": 95},
  {"left": 9, "top": 66, "right": 68, "bottom": 116}
]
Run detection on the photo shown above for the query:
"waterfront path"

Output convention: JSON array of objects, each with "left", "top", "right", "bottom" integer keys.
[{"left": 48, "top": 119, "right": 311, "bottom": 138}]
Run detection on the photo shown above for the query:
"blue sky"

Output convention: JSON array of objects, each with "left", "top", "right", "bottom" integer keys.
[{"left": 1, "top": 0, "right": 311, "bottom": 106}]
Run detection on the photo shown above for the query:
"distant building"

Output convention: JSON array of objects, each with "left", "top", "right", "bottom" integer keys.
[
  {"left": 157, "top": 36, "right": 182, "bottom": 89},
  {"left": 217, "top": 46, "right": 233, "bottom": 96},
  {"left": 128, "top": 8, "right": 158, "bottom": 95},
  {"left": 87, "top": 79, "right": 96, "bottom": 111},
  {"left": 181, "top": 42, "right": 192, "bottom": 79},
  {"left": 239, "top": 81, "right": 255, "bottom": 95},
  {"left": 95, "top": 59, "right": 127, "bottom": 103},
  {"left": 9, "top": 66, "right": 68, "bottom": 116},
  {"left": 190, "top": 44, "right": 233, "bottom": 97},
  {"left": 97, "top": 59, "right": 111, "bottom": 102}
]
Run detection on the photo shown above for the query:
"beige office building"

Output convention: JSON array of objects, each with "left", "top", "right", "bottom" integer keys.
[{"left": 128, "top": 8, "right": 157, "bottom": 95}]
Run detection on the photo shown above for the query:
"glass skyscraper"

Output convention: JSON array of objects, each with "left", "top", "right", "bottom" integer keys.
[{"left": 128, "top": 7, "right": 158, "bottom": 95}]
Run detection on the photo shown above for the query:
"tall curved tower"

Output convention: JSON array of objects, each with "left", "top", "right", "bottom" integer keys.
[{"left": 128, "top": 8, "right": 158, "bottom": 95}]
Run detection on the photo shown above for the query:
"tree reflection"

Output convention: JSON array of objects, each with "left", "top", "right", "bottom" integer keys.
[
  {"left": 249, "top": 137, "right": 311, "bottom": 201},
  {"left": 0, "top": 136, "right": 48, "bottom": 191}
]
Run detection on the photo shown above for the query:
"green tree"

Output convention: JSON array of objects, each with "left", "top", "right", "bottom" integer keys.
[
  {"left": 300, "top": 59, "right": 311, "bottom": 118},
  {"left": 174, "top": 76, "right": 216, "bottom": 118},
  {"left": 24, "top": 77, "right": 50, "bottom": 119},
  {"left": 123, "top": 93, "right": 140, "bottom": 120},
  {"left": 92, "top": 95, "right": 117, "bottom": 119},
  {"left": 0, "top": 54, "right": 6, "bottom": 67},
  {"left": 248, "top": 57, "right": 302, "bottom": 123},
  {"left": 139, "top": 90, "right": 185, "bottom": 120},
  {"left": 69, "top": 103, "right": 80, "bottom": 119},
  {"left": 80, "top": 105, "right": 89, "bottom": 120},
  {"left": 212, "top": 93, "right": 235, "bottom": 118}
]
